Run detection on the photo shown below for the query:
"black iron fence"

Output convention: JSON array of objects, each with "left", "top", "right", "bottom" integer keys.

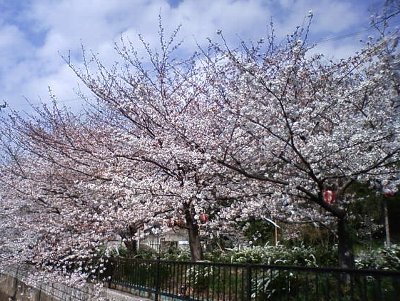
[{"left": 106, "top": 258, "right": 400, "bottom": 301}]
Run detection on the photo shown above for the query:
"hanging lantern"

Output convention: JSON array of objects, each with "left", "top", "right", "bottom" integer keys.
[
  {"left": 176, "top": 218, "right": 186, "bottom": 227},
  {"left": 383, "top": 188, "right": 395, "bottom": 198},
  {"left": 167, "top": 219, "right": 175, "bottom": 228},
  {"left": 199, "top": 213, "right": 209, "bottom": 223},
  {"left": 323, "top": 190, "right": 335, "bottom": 205}
]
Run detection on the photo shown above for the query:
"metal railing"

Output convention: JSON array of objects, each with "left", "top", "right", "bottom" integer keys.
[{"left": 106, "top": 258, "right": 400, "bottom": 301}]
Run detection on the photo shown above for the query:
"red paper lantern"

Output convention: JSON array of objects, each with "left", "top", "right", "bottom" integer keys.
[
  {"left": 323, "top": 190, "right": 335, "bottom": 204},
  {"left": 383, "top": 188, "right": 395, "bottom": 198},
  {"left": 199, "top": 213, "right": 208, "bottom": 223},
  {"left": 176, "top": 218, "right": 186, "bottom": 227},
  {"left": 167, "top": 219, "right": 175, "bottom": 227}
]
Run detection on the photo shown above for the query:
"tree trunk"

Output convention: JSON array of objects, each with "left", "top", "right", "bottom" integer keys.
[
  {"left": 187, "top": 221, "right": 203, "bottom": 261},
  {"left": 120, "top": 223, "right": 140, "bottom": 256},
  {"left": 337, "top": 217, "right": 355, "bottom": 269},
  {"left": 124, "top": 238, "right": 138, "bottom": 255},
  {"left": 383, "top": 197, "right": 391, "bottom": 247},
  {"left": 184, "top": 203, "right": 203, "bottom": 261}
]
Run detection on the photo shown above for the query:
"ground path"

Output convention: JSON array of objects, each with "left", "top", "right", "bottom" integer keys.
[{"left": 106, "top": 288, "right": 152, "bottom": 301}]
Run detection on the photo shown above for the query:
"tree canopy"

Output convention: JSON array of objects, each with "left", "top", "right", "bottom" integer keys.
[{"left": 0, "top": 11, "right": 399, "bottom": 285}]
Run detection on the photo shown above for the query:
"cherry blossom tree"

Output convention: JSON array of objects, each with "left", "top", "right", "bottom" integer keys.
[
  {"left": 62, "top": 23, "right": 251, "bottom": 261},
  {"left": 0, "top": 12, "right": 398, "bottom": 279},
  {"left": 188, "top": 17, "right": 400, "bottom": 268},
  {"left": 0, "top": 104, "right": 147, "bottom": 277}
]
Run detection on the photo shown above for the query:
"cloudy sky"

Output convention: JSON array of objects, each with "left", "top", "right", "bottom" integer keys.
[{"left": 0, "top": 0, "right": 393, "bottom": 112}]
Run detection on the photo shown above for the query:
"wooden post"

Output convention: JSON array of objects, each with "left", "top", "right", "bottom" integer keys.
[{"left": 383, "top": 197, "right": 391, "bottom": 247}]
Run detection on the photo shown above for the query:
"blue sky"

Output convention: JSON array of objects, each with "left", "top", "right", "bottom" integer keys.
[{"left": 0, "top": 0, "right": 394, "bottom": 112}]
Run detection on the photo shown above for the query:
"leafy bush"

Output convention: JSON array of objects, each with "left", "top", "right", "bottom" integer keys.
[
  {"left": 129, "top": 245, "right": 160, "bottom": 259},
  {"left": 205, "top": 243, "right": 338, "bottom": 267},
  {"left": 159, "top": 248, "right": 191, "bottom": 261},
  {"left": 355, "top": 244, "right": 400, "bottom": 271},
  {"left": 221, "top": 245, "right": 318, "bottom": 300},
  {"left": 186, "top": 264, "right": 215, "bottom": 291}
]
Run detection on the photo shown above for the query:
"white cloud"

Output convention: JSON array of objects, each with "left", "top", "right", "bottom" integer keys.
[
  {"left": 308, "top": 39, "right": 364, "bottom": 60},
  {"left": 270, "top": 0, "right": 363, "bottom": 36},
  {"left": 0, "top": 24, "right": 34, "bottom": 71},
  {"left": 170, "top": 0, "right": 270, "bottom": 42},
  {"left": 311, "top": 0, "right": 361, "bottom": 33},
  {"left": 0, "top": 0, "right": 383, "bottom": 111}
]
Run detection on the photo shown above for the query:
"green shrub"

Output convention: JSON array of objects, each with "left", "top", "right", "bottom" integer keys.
[
  {"left": 205, "top": 243, "right": 338, "bottom": 267},
  {"left": 133, "top": 245, "right": 160, "bottom": 259},
  {"left": 159, "top": 248, "right": 191, "bottom": 261},
  {"left": 185, "top": 264, "right": 215, "bottom": 290},
  {"left": 355, "top": 244, "right": 400, "bottom": 271}
]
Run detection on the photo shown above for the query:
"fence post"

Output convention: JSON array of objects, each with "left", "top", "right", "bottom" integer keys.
[
  {"left": 154, "top": 257, "right": 161, "bottom": 301},
  {"left": 105, "top": 257, "right": 114, "bottom": 288},
  {"left": 246, "top": 264, "right": 252, "bottom": 301}
]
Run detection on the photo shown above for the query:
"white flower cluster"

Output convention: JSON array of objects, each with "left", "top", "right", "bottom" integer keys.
[{"left": 0, "top": 18, "right": 399, "bottom": 288}]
